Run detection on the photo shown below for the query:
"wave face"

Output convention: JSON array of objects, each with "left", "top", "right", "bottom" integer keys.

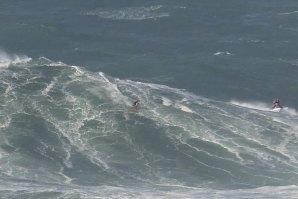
[{"left": 0, "top": 57, "right": 298, "bottom": 198}]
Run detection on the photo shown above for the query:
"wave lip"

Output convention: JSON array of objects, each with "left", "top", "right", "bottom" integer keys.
[{"left": 0, "top": 50, "right": 32, "bottom": 68}]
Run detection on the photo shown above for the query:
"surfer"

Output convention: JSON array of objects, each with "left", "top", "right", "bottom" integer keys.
[
  {"left": 132, "top": 100, "right": 140, "bottom": 111},
  {"left": 272, "top": 98, "right": 282, "bottom": 108}
]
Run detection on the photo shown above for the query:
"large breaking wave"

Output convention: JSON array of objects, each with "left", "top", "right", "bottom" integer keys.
[{"left": 0, "top": 53, "right": 298, "bottom": 198}]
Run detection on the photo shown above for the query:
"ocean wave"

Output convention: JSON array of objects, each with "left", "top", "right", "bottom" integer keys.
[
  {"left": 84, "top": 5, "right": 169, "bottom": 20},
  {"left": 0, "top": 57, "right": 298, "bottom": 193}
]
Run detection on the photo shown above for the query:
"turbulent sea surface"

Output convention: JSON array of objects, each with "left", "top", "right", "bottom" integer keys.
[{"left": 1, "top": 1, "right": 298, "bottom": 198}]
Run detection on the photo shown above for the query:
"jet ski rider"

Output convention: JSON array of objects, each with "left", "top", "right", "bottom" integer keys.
[{"left": 272, "top": 98, "right": 282, "bottom": 109}]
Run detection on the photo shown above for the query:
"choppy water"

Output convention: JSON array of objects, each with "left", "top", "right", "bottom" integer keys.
[{"left": 1, "top": 1, "right": 298, "bottom": 198}]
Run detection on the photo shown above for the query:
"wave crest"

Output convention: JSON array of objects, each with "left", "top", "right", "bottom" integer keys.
[{"left": 0, "top": 49, "right": 32, "bottom": 68}]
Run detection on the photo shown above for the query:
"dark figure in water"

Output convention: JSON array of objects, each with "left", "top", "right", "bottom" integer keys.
[
  {"left": 272, "top": 98, "right": 282, "bottom": 108},
  {"left": 132, "top": 100, "right": 140, "bottom": 111}
]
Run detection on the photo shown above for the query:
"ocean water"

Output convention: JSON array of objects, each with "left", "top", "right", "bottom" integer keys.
[{"left": 1, "top": 1, "right": 298, "bottom": 198}]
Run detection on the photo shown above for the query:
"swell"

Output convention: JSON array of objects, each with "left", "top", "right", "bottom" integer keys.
[{"left": 83, "top": 5, "right": 169, "bottom": 20}]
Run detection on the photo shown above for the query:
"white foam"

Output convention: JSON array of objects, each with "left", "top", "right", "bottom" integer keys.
[
  {"left": 214, "top": 51, "right": 232, "bottom": 56},
  {"left": 175, "top": 103, "right": 193, "bottom": 113},
  {"left": 161, "top": 97, "right": 172, "bottom": 106},
  {"left": 279, "top": 10, "right": 298, "bottom": 15},
  {"left": 282, "top": 107, "right": 298, "bottom": 116},
  {"left": 71, "top": 65, "right": 84, "bottom": 76},
  {"left": 98, "top": 72, "right": 130, "bottom": 105},
  {"left": 58, "top": 166, "right": 73, "bottom": 184},
  {"left": 34, "top": 94, "right": 110, "bottom": 171},
  {"left": 0, "top": 49, "right": 32, "bottom": 68},
  {"left": 84, "top": 5, "right": 169, "bottom": 20},
  {"left": 124, "top": 80, "right": 208, "bottom": 104},
  {"left": 230, "top": 100, "right": 273, "bottom": 112},
  {"left": 48, "top": 61, "right": 68, "bottom": 67},
  {"left": 42, "top": 77, "right": 57, "bottom": 96},
  {"left": 38, "top": 56, "right": 52, "bottom": 62}
]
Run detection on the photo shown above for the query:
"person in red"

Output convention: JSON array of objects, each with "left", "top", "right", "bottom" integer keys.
[{"left": 272, "top": 98, "right": 282, "bottom": 108}]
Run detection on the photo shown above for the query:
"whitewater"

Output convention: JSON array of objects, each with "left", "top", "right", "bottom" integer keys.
[
  {"left": 1, "top": 0, "right": 298, "bottom": 198},
  {"left": 0, "top": 53, "right": 297, "bottom": 198}
]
